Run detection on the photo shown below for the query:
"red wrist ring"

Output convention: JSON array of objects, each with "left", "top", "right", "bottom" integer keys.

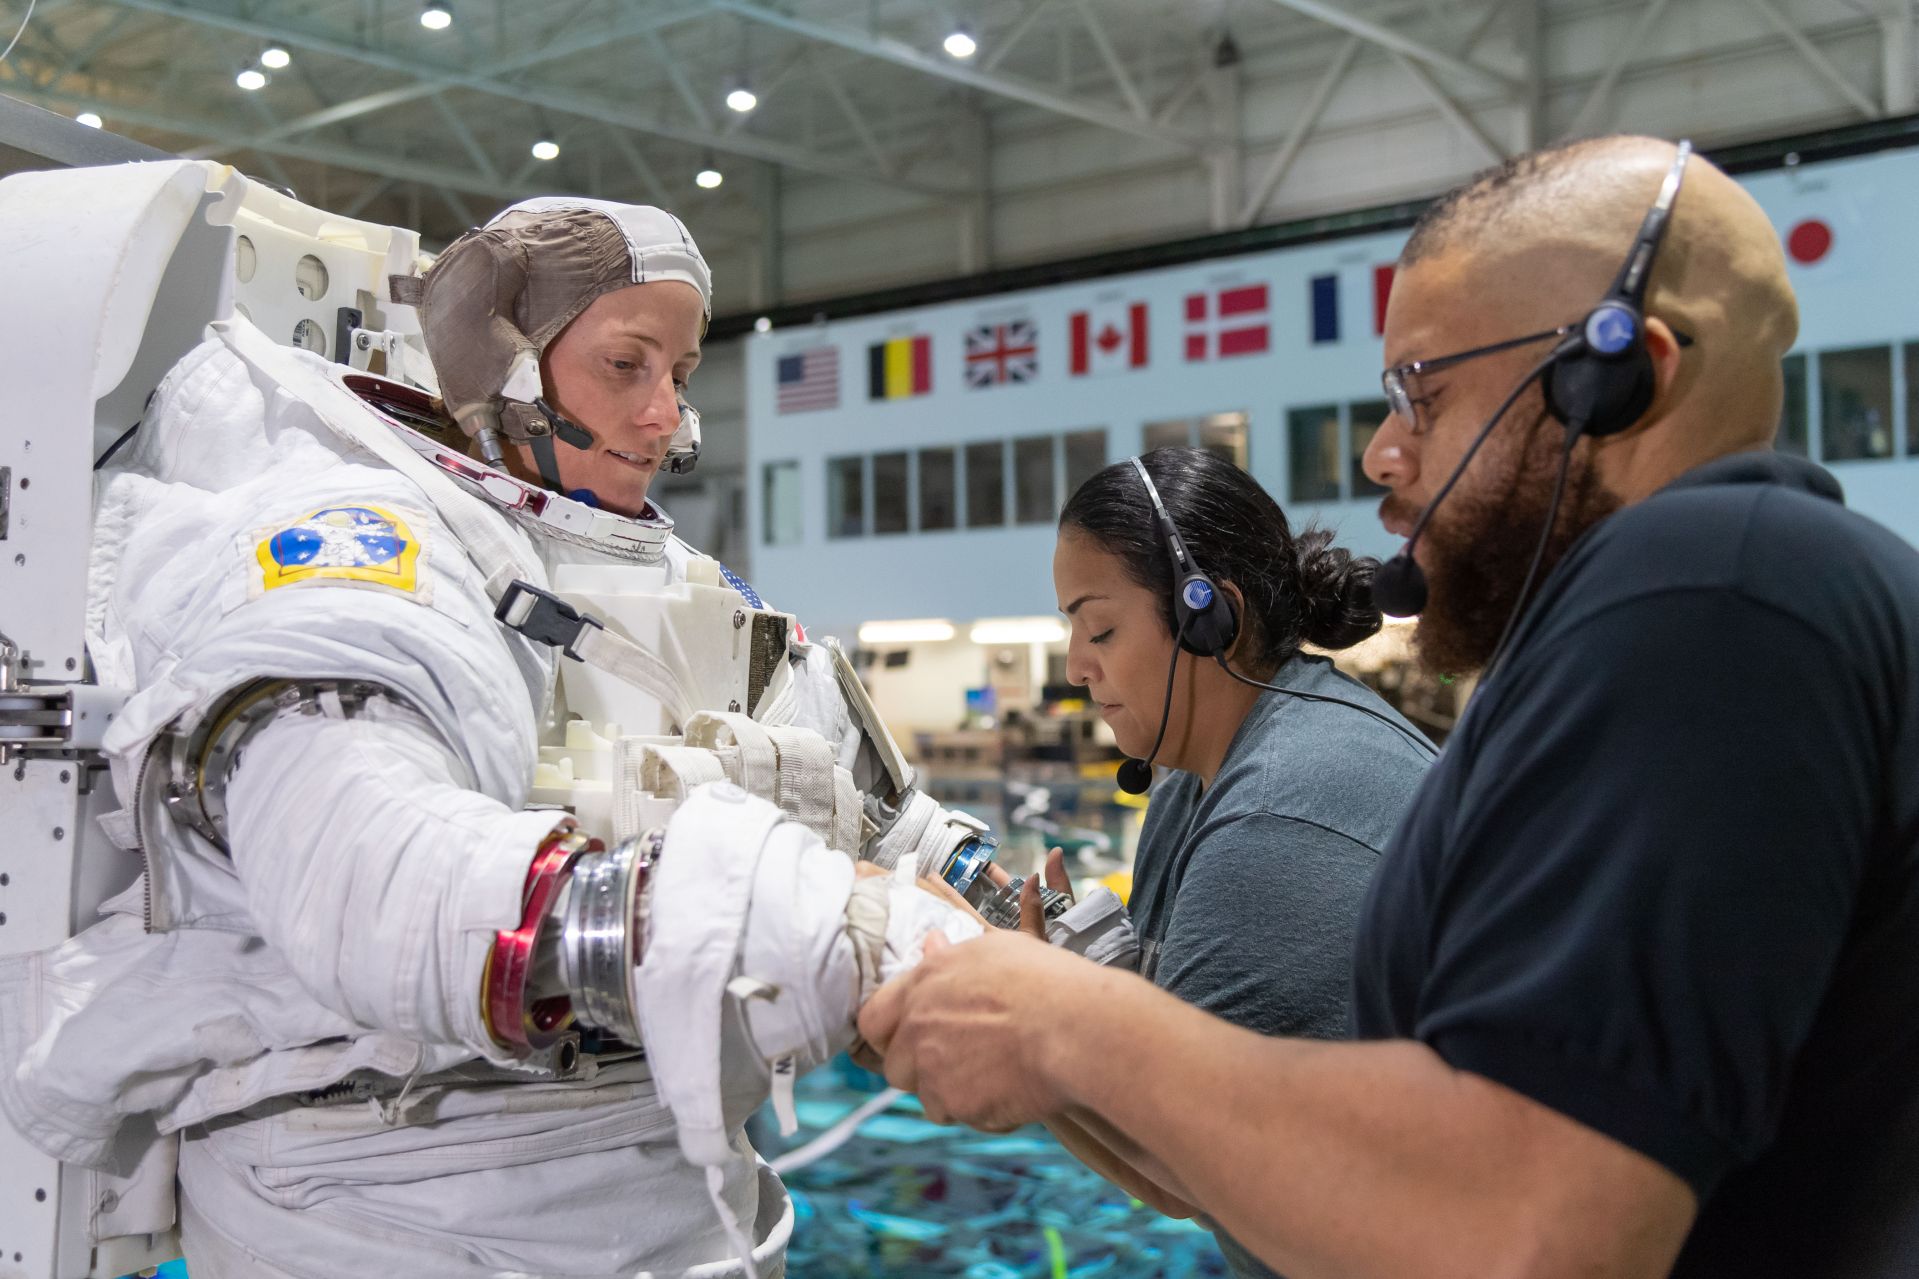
[{"left": 483, "top": 820, "right": 600, "bottom": 1056}]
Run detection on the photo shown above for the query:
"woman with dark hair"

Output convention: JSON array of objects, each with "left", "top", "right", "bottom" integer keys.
[{"left": 1046, "top": 446, "right": 1434, "bottom": 1277}]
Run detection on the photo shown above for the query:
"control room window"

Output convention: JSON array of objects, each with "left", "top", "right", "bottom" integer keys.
[
  {"left": 966, "top": 440, "right": 1006, "bottom": 528},
  {"left": 872, "top": 452, "right": 909, "bottom": 535},
  {"left": 1063, "top": 429, "right": 1107, "bottom": 503},
  {"left": 762, "top": 461, "right": 802, "bottom": 546},
  {"left": 1287, "top": 404, "right": 1341, "bottom": 503},
  {"left": 1142, "top": 412, "right": 1249, "bottom": 469},
  {"left": 919, "top": 447, "right": 957, "bottom": 531},
  {"left": 1819, "top": 346, "right": 1893, "bottom": 461},
  {"left": 1014, "top": 435, "right": 1057, "bottom": 525},
  {"left": 1348, "top": 399, "right": 1390, "bottom": 499},
  {"left": 827, "top": 455, "right": 865, "bottom": 539},
  {"left": 1777, "top": 354, "right": 1809, "bottom": 457},
  {"left": 1905, "top": 345, "right": 1919, "bottom": 456}
]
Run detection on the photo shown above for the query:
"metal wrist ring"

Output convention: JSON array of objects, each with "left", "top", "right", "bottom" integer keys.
[
  {"left": 485, "top": 821, "right": 597, "bottom": 1056},
  {"left": 558, "top": 828, "right": 663, "bottom": 1047}
]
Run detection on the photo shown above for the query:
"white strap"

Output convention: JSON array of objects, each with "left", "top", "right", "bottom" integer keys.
[
  {"left": 614, "top": 739, "right": 729, "bottom": 839},
  {"left": 769, "top": 1055, "right": 800, "bottom": 1138},
  {"left": 572, "top": 625, "right": 697, "bottom": 733},
  {"left": 686, "top": 712, "right": 780, "bottom": 800},
  {"left": 704, "top": 1165, "right": 761, "bottom": 1279},
  {"left": 831, "top": 766, "right": 863, "bottom": 858},
  {"left": 764, "top": 726, "right": 836, "bottom": 840}
]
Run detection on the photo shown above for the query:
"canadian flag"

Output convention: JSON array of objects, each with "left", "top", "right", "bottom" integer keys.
[
  {"left": 1185, "top": 284, "right": 1270, "bottom": 360},
  {"left": 1069, "top": 301, "right": 1149, "bottom": 375}
]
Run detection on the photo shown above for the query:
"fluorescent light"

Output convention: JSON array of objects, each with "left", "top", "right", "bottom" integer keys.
[
  {"left": 969, "top": 617, "right": 1066, "bottom": 646},
  {"left": 753, "top": 316, "right": 772, "bottom": 333},
  {"left": 695, "top": 165, "right": 723, "bottom": 189},
  {"left": 531, "top": 139, "right": 560, "bottom": 161},
  {"left": 75, "top": 112, "right": 103, "bottom": 128},
  {"left": 943, "top": 28, "right": 977, "bottom": 59},
  {"left": 235, "top": 68, "right": 268, "bottom": 91},
  {"left": 726, "top": 87, "right": 758, "bottom": 113},
  {"left": 420, "top": 4, "right": 452, "bottom": 30},
  {"left": 858, "top": 619, "right": 956, "bottom": 645},
  {"left": 260, "top": 46, "right": 291, "bottom": 69}
]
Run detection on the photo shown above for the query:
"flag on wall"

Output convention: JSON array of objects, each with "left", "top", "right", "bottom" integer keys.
[
  {"left": 1070, "top": 301, "right": 1148, "bottom": 375},
  {"left": 1310, "top": 274, "right": 1339, "bottom": 344},
  {"left": 1184, "top": 284, "right": 1270, "bottom": 361},
  {"left": 776, "top": 347, "right": 840, "bottom": 413},
  {"left": 868, "top": 335, "right": 932, "bottom": 400},
  {"left": 965, "top": 320, "right": 1039, "bottom": 388},
  {"left": 1373, "top": 264, "right": 1395, "bottom": 336}
]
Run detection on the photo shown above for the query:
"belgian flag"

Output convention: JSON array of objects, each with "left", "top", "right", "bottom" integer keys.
[{"left": 868, "top": 335, "right": 932, "bottom": 400}]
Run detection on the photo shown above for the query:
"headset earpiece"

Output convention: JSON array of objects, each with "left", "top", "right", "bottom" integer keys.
[
  {"left": 1541, "top": 302, "right": 1656, "bottom": 438},
  {"left": 1174, "top": 572, "right": 1239, "bottom": 658}
]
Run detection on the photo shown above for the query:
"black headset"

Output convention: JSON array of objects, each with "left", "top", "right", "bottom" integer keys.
[
  {"left": 1540, "top": 139, "right": 1693, "bottom": 439},
  {"left": 1370, "top": 140, "right": 1694, "bottom": 624},
  {"left": 1116, "top": 456, "right": 1436, "bottom": 795}
]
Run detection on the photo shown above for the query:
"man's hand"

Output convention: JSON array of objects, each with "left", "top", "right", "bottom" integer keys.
[{"left": 856, "top": 928, "right": 1113, "bottom": 1131}]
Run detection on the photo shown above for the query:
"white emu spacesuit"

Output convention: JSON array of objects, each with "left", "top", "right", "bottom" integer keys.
[{"left": 0, "top": 175, "right": 1139, "bottom": 1279}]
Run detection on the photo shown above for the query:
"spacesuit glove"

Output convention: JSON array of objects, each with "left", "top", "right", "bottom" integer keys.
[{"left": 867, "top": 787, "right": 993, "bottom": 880}]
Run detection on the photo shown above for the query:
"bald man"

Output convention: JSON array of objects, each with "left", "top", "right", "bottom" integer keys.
[{"left": 857, "top": 136, "right": 1919, "bottom": 1279}]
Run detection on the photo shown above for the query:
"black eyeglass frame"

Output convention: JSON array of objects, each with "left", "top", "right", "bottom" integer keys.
[{"left": 1380, "top": 323, "right": 1696, "bottom": 434}]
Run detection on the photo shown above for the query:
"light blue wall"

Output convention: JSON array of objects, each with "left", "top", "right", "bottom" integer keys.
[{"left": 746, "top": 147, "right": 1919, "bottom": 640}]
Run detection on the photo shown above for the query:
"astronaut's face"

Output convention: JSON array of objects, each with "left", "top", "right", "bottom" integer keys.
[
  {"left": 1054, "top": 528, "right": 1191, "bottom": 763},
  {"left": 524, "top": 280, "right": 704, "bottom": 517}
]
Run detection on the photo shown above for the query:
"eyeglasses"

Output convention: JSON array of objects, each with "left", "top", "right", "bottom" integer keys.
[{"left": 1380, "top": 323, "right": 1695, "bottom": 435}]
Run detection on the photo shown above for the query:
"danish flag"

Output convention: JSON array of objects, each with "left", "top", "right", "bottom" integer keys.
[
  {"left": 1069, "top": 301, "right": 1148, "bottom": 375},
  {"left": 1184, "top": 284, "right": 1270, "bottom": 361}
]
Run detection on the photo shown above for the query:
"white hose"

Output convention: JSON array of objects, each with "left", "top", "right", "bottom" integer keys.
[{"left": 767, "top": 1086, "right": 906, "bottom": 1175}]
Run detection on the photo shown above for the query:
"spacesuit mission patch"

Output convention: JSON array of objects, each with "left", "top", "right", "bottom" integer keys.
[{"left": 254, "top": 504, "right": 424, "bottom": 596}]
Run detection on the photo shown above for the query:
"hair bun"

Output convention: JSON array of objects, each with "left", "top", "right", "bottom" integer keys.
[{"left": 1294, "top": 527, "right": 1384, "bottom": 650}]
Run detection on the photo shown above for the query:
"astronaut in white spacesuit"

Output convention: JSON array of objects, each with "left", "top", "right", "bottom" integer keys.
[{"left": 0, "top": 193, "right": 1112, "bottom": 1279}]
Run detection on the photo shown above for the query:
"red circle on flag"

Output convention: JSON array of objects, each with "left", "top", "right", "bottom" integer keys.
[{"left": 1786, "top": 218, "right": 1833, "bottom": 265}]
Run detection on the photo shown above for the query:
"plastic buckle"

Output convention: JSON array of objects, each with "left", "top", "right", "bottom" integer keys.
[{"left": 495, "top": 579, "right": 603, "bottom": 660}]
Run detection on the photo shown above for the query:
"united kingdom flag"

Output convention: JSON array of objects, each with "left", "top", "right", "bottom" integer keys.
[{"left": 964, "top": 319, "right": 1039, "bottom": 389}]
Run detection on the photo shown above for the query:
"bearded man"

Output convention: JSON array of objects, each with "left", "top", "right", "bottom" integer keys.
[{"left": 857, "top": 135, "right": 1919, "bottom": 1279}]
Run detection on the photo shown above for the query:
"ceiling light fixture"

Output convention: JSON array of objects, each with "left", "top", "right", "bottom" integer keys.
[
  {"left": 260, "top": 46, "right": 291, "bottom": 69},
  {"left": 76, "top": 111, "right": 103, "bottom": 128},
  {"left": 858, "top": 619, "right": 957, "bottom": 645},
  {"left": 695, "top": 163, "right": 723, "bottom": 189},
  {"left": 531, "top": 138, "right": 560, "bottom": 161},
  {"left": 753, "top": 316, "right": 772, "bottom": 333},
  {"left": 943, "top": 26, "right": 978, "bottom": 59},
  {"left": 726, "top": 85, "right": 758, "bottom": 113},
  {"left": 420, "top": 4, "right": 452, "bottom": 31},
  {"left": 235, "top": 67, "right": 268, "bottom": 91},
  {"left": 969, "top": 617, "right": 1067, "bottom": 646}
]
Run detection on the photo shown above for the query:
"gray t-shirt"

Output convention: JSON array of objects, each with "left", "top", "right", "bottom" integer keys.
[{"left": 1127, "top": 653, "right": 1434, "bottom": 1277}]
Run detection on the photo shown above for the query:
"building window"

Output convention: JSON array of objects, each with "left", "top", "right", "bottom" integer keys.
[
  {"left": 1142, "top": 412, "right": 1249, "bottom": 469},
  {"left": 1778, "top": 354, "right": 1809, "bottom": 457},
  {"left": 1287, "top": 404, "right": 1341, "bottom": 503},
  {"left": 1063, "top": 429, "right": 1107, "bottom": 502},
  {"left": 1819, "top": 346, "right": 1893, "bottom": 461},
  {"left": 919, "top": 447, "right": 957, "bottom": 531},
  {"left": 762, "top": 460, "right": 802, "bottom": 546},
  {"left": 1014, "top": 435, "right": 1057, "bottom": 525},
  {"left": 1905, "top": 344, "right": 1919, "bottom": 456},
  {"left": 966, "top": 440, "right": 1006, "bottom": 527},
  {"left": 827, "top": 455, "right": 864, "bottom": 539},
  {"left": 1348, "top": 399, "right": 1390, "bottom": 499},
  {"left": 873, "top": 452, "right": 909, "bottom": 534}
]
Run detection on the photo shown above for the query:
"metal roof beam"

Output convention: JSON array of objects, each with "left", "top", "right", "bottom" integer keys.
[
  {"left": 1247, "top": 0, "right": 1521, "bottom": 94},
  {"left": 1238, "top": 35, "right": 1359, "bottom": 228},
  {"left": 1747, "top": 0, "right": 1881, "bottom": 120},
  {"left": 707, "top": 0, "right": 1207, "bottom": 151},
  {"left": 100, "top": 0, "right": 956, "bottom": 193}
]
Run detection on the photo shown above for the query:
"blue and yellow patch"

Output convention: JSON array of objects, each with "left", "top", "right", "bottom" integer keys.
[{"left": 255, "top": 504, "right": 422, "bottom": 594}]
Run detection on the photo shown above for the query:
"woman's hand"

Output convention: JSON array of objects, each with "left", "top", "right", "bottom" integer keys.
[{"left": 1018, "top": 846, "right": 1075, "bottom": 939}]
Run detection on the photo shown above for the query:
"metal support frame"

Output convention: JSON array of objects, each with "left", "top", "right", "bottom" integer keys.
[
  {"left": 1073, "top": 0, "right": 1150, "bottom": 121},
  {"left": 1391, "top": 49, "right": 1507, "bottom": 164},
  {"left": 1747, "top": 0, "right": 1883, "bottom": 120},
  {"left": 1248, "top": 0, "right": 1521, "bottom": 93},
  {"left": 1237, "top": 35, "right": 1360, "bottom": 229},
  {"left": 1886, "top": 0, "right": 1916, "bottom": 117},
  {"left": 1565, "top": 0, "right": 1675, "bottom": 138},
  {"left": 709, "top": 0, "right": 1205, "bottom": 151}
]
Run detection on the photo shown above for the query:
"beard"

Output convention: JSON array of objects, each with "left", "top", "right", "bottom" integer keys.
[{"left": 1390, "top": 408, "right": 1623, "bottom": 676}]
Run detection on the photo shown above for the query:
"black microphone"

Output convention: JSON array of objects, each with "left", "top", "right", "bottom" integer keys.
[
  {"left": 1368, "top": 342, "right": 1579, "bottom": 618},
  {"left": 1116, "top": 617, "right": 1190, "bottom": 795}
]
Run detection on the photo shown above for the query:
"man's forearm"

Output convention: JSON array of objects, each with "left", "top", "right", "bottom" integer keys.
[
  {"left": 1046, "top": 969, "right": 1694, "bottom": 1279},
  {"left": 1046, "top": 1111, "right": 1198, "bottom": 1219}
]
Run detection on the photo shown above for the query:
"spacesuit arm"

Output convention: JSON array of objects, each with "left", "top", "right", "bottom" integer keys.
[{"left": 223, "top": 690, "right": 557, "bottom": 1063}]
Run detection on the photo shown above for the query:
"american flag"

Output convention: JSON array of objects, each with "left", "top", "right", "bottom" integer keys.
[
  {"left": 777, "top": 347, "right": 840, "bottom": 413},
  {"left": 964, "top": 320, "right": 1038, "bottom": 389}
]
